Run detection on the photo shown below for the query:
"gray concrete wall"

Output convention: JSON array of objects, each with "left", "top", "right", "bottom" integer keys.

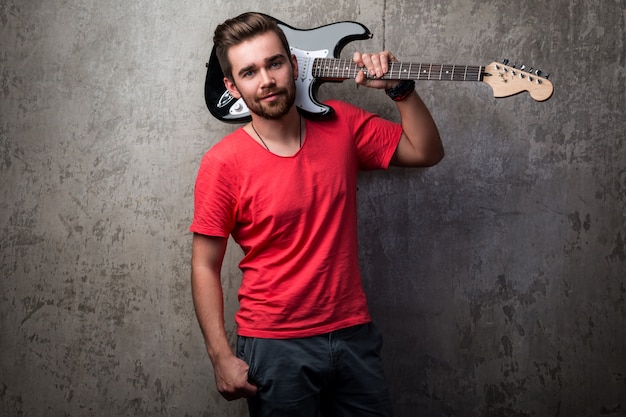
[{"left": 1, "top": 0, "right": 624, "bottom": 416}]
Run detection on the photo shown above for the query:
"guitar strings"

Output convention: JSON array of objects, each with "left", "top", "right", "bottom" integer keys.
[{"left": 312, "top": 58, "right": 484, "bottom": 81}]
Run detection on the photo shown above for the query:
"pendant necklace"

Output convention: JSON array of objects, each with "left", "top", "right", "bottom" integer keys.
[{"left": 250, "top": 115, "right": 302, "bottom": 153}]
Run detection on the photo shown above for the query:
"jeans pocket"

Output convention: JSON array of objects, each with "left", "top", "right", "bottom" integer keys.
[{"left": 238, "top": 336, "right": 258, "bottom": 383}]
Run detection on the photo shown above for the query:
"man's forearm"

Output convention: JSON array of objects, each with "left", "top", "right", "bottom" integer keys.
[
  {"left": 190, "top": 234, "right": 258, "bottom": 400},
  {"left": 191, "top": 265, "right": 233, "bottom": 362},
  {"left": 396, "top": 90, "right": 444, "bottom": 166},
  {"left": 190, "top": 234, "right": 233, "bottom": 361}
]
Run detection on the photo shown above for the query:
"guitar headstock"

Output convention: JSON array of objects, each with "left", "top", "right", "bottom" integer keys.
[{"left": 483, "top": 60, "right": 553, "bottom": 101}]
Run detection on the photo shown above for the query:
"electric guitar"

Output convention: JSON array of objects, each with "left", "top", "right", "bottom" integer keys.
[{"left": 204, "top": 14, "right": 554, "bottom": 123}]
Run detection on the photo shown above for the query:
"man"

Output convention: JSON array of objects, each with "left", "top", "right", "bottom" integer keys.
[{"left": 190, "top": 12, "right": 443, "bottom": 417}]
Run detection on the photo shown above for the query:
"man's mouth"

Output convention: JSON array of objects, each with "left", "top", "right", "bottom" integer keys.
[{"left": 258, "top": 90, "right": 284, "bottom": 102}]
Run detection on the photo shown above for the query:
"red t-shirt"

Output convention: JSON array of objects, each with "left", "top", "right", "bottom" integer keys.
[{"left": 191, "top": 100, "right": 402, "bottom": 338}]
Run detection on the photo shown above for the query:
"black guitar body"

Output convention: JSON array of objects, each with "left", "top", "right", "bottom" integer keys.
[{"left": 204, "top": 14, "right": 371, "bottom": 123}]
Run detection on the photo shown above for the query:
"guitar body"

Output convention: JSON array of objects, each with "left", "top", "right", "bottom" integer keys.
[{"left": 205, "top": 14, "right": 372, "bottom": 123}]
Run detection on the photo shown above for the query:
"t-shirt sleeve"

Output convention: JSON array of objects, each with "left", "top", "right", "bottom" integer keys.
[
  {"left": 190, "top": 151, "right": 238, "bottom": 237},
  {"left": 329, "top": 100, "right": 403, "bottom": 170}
]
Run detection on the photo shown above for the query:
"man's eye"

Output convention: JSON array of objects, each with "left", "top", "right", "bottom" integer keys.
[{"left": 244, "top": 70, "right": 255, "bottom": 77}]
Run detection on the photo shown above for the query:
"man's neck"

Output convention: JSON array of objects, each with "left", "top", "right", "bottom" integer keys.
[{"left": 247, "top": 108, "right": 303, "bottom": 156}]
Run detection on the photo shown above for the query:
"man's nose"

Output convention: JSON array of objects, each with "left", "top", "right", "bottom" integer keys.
[{"left": 259, "top": 69, "right": 275, "bottom": 87}]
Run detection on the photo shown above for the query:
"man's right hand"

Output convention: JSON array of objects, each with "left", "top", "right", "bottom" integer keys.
[{"left": 213, "top": 353, "right": 258, "bottom": 401}]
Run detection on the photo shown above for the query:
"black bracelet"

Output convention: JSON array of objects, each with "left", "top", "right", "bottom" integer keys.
[{"left": 385, "top": 80, "right": 415, "bottom": 101}]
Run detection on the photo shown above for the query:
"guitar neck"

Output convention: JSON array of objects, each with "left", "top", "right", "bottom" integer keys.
[{"left": 312, "top": 58, "right": 484, "bottom": 82}]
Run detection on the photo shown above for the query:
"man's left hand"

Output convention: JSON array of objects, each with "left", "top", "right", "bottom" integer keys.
[{"left": 353, "top": 51, "right": 401, "bottom": 90}]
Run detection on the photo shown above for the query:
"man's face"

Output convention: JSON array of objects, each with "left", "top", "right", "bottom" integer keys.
[{"left": 224, "top": 31, "right": 297, "bottom": 120}]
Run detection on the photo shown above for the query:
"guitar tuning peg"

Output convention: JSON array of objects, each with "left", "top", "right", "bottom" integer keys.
[
  {"left": 529, "top": 67, "right": 534, "bottom": 73},
  {"left": 520, "top": 64, "right": 526, "bottom": 70},
  {"left": 535, "top": 69, "right": 543, "bottom": 76},
  {"left": 503, "top": 59, "right": 510, "bottom": 65},
  {"left": 545, "top": 73, "right": 550, "bottom": 79}
]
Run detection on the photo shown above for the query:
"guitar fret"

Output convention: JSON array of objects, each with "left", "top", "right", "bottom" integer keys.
[{"left": 390, "top": 62, "right": 409, "bottom": 80}]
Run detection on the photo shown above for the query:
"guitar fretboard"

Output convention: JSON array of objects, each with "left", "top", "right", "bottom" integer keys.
[{"left": 312, "top": 58, "right": 484, "bottom": 82}]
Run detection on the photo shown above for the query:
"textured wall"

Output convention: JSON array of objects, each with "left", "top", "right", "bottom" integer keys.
[{"left": 1, "top": 0, "right": 624, "bottom": 416}]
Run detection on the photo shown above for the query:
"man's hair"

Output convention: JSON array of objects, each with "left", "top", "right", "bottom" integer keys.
[{"left": 213, "top": 12, "right": 291, "bottom": 80}]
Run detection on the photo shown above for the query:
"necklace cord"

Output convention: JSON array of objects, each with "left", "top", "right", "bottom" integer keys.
[{"left": 251, "top": 115, "right": 302, "bottom": 153}]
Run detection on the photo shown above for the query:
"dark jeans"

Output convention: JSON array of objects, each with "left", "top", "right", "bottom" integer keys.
[{"left": 237, "top": 322, "right": 394, "bottom": 417}]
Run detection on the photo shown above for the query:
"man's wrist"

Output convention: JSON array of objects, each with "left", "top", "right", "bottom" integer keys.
[{"left": 385, "top": 80, "right": 415, "bottom": 101}]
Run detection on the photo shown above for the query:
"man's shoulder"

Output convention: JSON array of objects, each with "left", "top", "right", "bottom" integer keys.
[
  {"left": 321, "top": 99, "right": 374, "bottom": 119},
  {"left": 196, "top": 129, "right": 248, "bottom": 173},
  {"left": 204, "top": 127, "right": 248, "bottom": 155},
  {"left": 323, "top": 99, "right": 358, "bottom": 113}
]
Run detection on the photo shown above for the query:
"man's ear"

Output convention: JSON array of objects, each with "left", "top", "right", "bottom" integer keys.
[
  {"left": 291, "top": 54, "right": 299, "bottom": 80},
  {"left": 223, "top": 77, "right": 241, "bottom": 98}
]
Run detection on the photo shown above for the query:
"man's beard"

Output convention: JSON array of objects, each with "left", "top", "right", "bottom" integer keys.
[{"left": 241, "top": 84, "right": 297, "bottom": 120}]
